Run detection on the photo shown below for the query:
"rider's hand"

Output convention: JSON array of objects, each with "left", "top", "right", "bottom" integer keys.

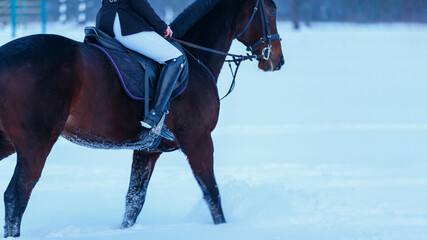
[{"left": 164, "top": 26, "right": 173, "bottom": 39}]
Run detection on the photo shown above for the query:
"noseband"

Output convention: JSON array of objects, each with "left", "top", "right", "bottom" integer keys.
[{"left": 237, "top": 0, "right": 282, "bottom": 60}]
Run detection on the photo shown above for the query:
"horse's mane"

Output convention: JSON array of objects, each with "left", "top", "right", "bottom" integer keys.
[{"left": 170, "top": 0, "right": 223, "bottom": 39}]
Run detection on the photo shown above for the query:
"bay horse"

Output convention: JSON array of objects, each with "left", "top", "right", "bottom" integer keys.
[{"left": 0, "top": 0, "right": 283, "bottom": 237}]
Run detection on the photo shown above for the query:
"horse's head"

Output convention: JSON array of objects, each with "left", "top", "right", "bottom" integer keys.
[{"left": 236, "top": 0, "right": 284, "bottom": 71}]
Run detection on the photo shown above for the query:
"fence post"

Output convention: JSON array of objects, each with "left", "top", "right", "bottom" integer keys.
[
  {"left": 42, "top": 0, "right": 47, "bottom": 33},
  {"left": 59, "top": 0, "right": 67, "bottom": 24},
  {"left": 11, "top": 0, "right": 17, "bottom": 38},
  {"left": 78, "top": 0, "right": 87, "bottom": 25}
]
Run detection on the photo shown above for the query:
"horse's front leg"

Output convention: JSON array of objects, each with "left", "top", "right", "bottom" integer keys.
[
  {"left": 122, "top": 151, "right": 160, "bottom": 228},
  {"left": 181, "top": 133, "right": 226, "bottom": 224}
]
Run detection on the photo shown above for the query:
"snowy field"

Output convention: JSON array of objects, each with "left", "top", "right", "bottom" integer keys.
[{"left": 1, "top": 22, "right": 427, "bottom": 239}]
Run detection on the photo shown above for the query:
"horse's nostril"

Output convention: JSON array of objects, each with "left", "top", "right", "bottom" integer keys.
[{"left": 279, "top": 55, "right": 285, "bottom": 66}]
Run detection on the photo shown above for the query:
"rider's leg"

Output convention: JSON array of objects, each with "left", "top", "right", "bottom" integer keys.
[
  {"left": 141, "top": 55, "right": 185, "bottom": 128},
  {"left": 113, "top": 14, "right": 184, "bottom": 140},
  {"left": 113, "top": 14, "right": 182, "bottom": 63}
]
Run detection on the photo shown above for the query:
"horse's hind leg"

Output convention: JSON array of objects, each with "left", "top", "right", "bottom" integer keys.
[
  {"left": 0, "top": 131, "right": 15, "bottom": 161},
  {"left": 3, "top": 132, "right": 59, "bottom": 238},
  {"left": 2, "top": 108, "right": 66, "bottom": 237},
  {"left": 1, "top": 86, "right": 70, "bottom": 237},
  {"left": 4, "top": 139, "right": 58, "bottom": 237},
  {"left": 181, "top": 133, "right": 226, "bottom": 224},
  {"left": 122, "top": 151, "right": 160, "bottom": 228}
]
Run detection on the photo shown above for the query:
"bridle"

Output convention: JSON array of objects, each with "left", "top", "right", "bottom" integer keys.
[
  {"left": 237, "top": 0, "right": 281, "bottom": 60},
  {"left": 172, "top": 0, "right": 282, "bottom": 99}
]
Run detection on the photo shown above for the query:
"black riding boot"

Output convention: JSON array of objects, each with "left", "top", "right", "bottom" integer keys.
[{"left": 141, "top": 55, "right": 186, "bottom": 141}]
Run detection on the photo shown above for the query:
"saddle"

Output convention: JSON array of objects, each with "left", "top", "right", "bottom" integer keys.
[{"left": 83, "top": 27, "right": 189, "bottom": 115}]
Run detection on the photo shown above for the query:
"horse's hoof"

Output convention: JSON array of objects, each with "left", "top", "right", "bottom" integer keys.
[
  {"left": 213, "top": 216, "right": 226, "bottom": 225},
  {"left": 121, "top": 220, "right": 135, "bottom": 229},
  {"left": 4, "top": 225, "right": 20, "bottom": 238}
]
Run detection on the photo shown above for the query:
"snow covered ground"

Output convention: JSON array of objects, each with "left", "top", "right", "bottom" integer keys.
[{"left": 1, "top": 22, "right": 427, "bottom": 239}]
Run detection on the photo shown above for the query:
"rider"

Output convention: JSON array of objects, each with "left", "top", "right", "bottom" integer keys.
[{"left": 96, "top": 0, "right": 185, "bottom": 141}]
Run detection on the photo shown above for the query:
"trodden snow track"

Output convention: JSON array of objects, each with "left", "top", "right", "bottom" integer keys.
[{"left": 1, "top": 22, "right": 427, "bottom": 239}]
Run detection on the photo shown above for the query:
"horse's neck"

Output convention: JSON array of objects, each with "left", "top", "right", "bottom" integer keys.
[{"left": 183, "top": 1, "right": 243, "bottom": 82}]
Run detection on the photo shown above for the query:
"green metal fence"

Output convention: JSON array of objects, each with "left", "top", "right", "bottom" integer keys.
[{"left": 6, "top": 0, "right": 46, "bottom": 38}]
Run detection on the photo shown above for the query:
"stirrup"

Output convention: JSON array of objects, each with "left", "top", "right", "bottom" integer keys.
[
  {"left": 145, "top": 112, "right": 175, "bottom": 141},
  {"left": 140, "top": 121, "right": 152, "bottom": 129}
]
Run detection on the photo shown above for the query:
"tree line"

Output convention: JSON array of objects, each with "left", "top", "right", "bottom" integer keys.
[
  {"left": 280, "top": 0, "right": 427, "bottom": 29},
  {"left": 2, "top": 0, "right": 427, "bottom": 26}
]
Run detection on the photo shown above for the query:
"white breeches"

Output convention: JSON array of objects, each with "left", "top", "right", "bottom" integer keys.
[{"left": 113, "top": 13, "right": 183, "bottom": 64}]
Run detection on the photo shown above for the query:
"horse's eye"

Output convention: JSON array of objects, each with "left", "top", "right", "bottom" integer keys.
[{"left": 270, "top": 10, "right": 277, "bottom": 16}]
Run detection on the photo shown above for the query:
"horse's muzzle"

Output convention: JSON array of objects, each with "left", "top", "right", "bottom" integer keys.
[{"left": 275, "top": 55, "right": 285, "bottom": 70}]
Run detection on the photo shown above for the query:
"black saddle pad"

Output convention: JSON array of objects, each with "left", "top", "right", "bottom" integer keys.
[{"left": 84, "top": 28, "right": 189, "bottom": 101}]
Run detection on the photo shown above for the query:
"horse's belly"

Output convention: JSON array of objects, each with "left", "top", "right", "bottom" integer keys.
[
  {"left": 62, "top": 115, "right": 152, "bottom": 150},
  {"left": 61, "top": 131, "right": 137, "bottom": 150}
]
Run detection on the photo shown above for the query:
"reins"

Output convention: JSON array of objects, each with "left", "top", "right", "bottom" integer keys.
[
  {"left": 171, "top": 37, "right": 263, "bottom": 61},
  {"left": 171, "top": 37, "right": 259, "bottom": 100},
  {"left": 171, "top": 0, "right": 281, "bottom": 100}
]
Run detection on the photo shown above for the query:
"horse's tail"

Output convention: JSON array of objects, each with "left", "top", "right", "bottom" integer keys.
[
  {"left": 0, "top": 87, "right": 16, "bottom": 161},
  {"left": 0, "top": 53, "right": 17, "bottom": 161},
  {"left": 0, "top": 129, "right": 15, "bottom": 161}
]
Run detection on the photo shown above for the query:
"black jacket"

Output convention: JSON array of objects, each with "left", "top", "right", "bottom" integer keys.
[{"left": 96, "top": 0, "right": 168, "bottom": 37}]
